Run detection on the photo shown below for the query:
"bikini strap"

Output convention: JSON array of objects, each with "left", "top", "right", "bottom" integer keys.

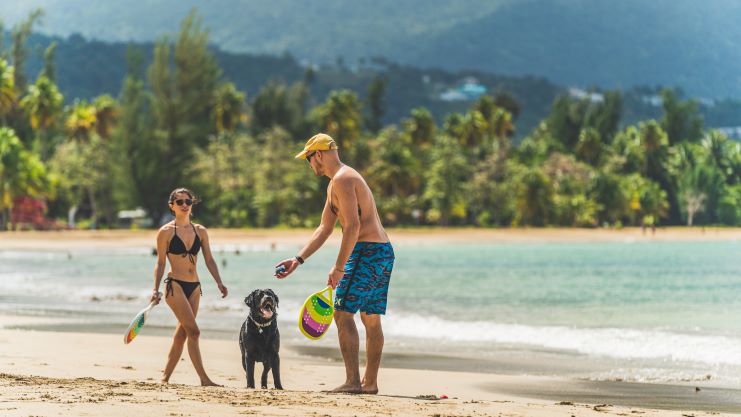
[
  {"left": 164, "top": 277, "right": 173, "bottom": 297},
  {"left": 191, "top": 223, "right": 198, "bottom": 243}
]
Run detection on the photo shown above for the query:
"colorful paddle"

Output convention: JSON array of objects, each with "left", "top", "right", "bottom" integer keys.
[
  {"left": 124, "top": 295, "right": 160, "bottom": 344},
  {"left": 298, "top": 286, "right": 334, "bottom": 340}
]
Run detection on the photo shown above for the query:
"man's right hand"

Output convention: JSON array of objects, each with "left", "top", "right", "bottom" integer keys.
[{"left": 275, "top": 258, "right": 300, "bottom": 279}]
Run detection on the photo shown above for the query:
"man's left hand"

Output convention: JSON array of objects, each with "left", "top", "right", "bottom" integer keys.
[{"left": 327, "top": 265, "right": 345, "bottom": 289}]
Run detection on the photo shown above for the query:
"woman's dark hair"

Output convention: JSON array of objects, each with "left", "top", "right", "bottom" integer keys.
[{"left": 168, "top": 187, "right": 200, "bottom": 215}]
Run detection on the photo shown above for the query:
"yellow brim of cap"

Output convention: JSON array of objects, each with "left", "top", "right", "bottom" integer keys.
[{"left": 295, "top": 149, "right": 309, "bottom": 159}]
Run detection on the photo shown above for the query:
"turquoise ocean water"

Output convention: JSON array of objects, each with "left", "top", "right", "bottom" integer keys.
[{"left": 1, "top": 240, "right": 740, "bottom": 386}]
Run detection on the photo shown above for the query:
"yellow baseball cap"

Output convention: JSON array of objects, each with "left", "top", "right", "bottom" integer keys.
[{"left": 295, "top": 133, "right": 339, "bottom": 159}]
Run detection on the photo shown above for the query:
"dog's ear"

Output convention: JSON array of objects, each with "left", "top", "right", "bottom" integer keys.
[
  {"left": 244, "top": 292, "right": 254, "bottom": 308},
  {"left": 266, "top": 289, "right": 279, "bottom": 307}
]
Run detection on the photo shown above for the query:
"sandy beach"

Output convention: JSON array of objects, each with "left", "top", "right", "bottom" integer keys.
[
  {"left": 1, "top": 226, "right": 740, "bottom": 251},
  {"left": 0, "top": 315, "right": 737, "bottom": 417},
  {"left": 2, "top": 229, "right": 741, "bottom": 416}
]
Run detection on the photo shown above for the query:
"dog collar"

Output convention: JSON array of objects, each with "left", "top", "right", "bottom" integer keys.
[{"left": 249, "top": 315, "right": 273, "bottom": 333}]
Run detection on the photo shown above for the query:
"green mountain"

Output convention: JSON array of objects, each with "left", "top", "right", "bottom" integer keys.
[
  {"left": 7, "top": 31, "right": 741, "bottom": 140},
  {"left": 398, "top": 0, "right": 741, "bottom": 99},
  {"left": 15, "top": 32, "right": 562, "bottom": 137},
  {"left": 2, "top": 0, "right": 740, "bottom": 98}
]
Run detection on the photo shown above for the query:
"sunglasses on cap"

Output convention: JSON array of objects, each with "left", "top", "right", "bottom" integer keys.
[{"left": 173, "top": 199, "right": 193, "bottom": 206}]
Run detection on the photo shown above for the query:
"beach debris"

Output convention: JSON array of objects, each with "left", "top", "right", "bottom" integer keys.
[
  {"left": 439, "top": 394, "right": 448, "bottom": 399},
  {"left": 593, "top": 404, "right": 611, "bottom": 412},
  {"left": 695, "top": 386, "right": 701, "bottom": 392},
  {"left": 414, "top": 394, "right": 440, "bottom": 400},
  {"left": 121, "top": 366, "right": 134, "bottom": 370},
  {"left": 556, "top": 401, "right": 574, "bottom": 405}
]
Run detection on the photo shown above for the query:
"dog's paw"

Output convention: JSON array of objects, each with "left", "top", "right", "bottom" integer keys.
[{"left": 261, "top": 385, "right": 268, "bottom": 389}]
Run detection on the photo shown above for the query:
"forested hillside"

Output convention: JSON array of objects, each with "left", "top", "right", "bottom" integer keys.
[{"left": 2, "top": 0, "right": 741, "bottom": 97}]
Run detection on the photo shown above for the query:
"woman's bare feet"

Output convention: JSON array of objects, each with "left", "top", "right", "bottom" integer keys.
[
  {"left": 328, "top": 382, "right": 362, "bottom": 394},
  {"left": 200, "top": 379, "right": 222, "bottom": 387}
]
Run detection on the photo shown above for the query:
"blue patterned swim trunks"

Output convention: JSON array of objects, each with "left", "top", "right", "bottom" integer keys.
[{"left": 335, "top": 242, "right": 394, "bottom": 315}]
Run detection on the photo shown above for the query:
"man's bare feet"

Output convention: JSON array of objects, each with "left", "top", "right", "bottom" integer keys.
[
  {"left": 159, "top": 379, "right": 169, "bottom": 385},
  {"left": 360, "top": 384, "right": 378, "bottom": 395},
  {"left": 361, "top": 378, "right": 378, "bottom": 394},
  {"left": 328, "top": 382, "right": 362, "bottom": 394}
]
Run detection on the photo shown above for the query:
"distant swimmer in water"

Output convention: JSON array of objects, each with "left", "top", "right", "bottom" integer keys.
[{"left": 150, "top": 187, "right": 228, "bottom": 386}]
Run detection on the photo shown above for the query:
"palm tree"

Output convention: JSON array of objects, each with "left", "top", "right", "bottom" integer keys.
[
  {"left": 576, "top": 127, "right": 603, "bottom": 165},
  {"left": 311, "top": 90, "right": 363, "bottom": 164},
  {"left": 423, "top": 134, "right": 469, "bottom": 226},
  {"left": 402, "top": 107, "right": 435, "bottom": 148},
  {"left": 458, "top": 110, "right": 487, "bottom": 148},
  {"left": 20, "top": 75, "right": 63, "bottom": 135},
  {"left": 489, "top": 107, "right": 514, "bottom": 140},
  {"left": 65, "top": 100, "right": 97, "bottom": 142},
  {"left": 212, "top": 82, "right": 245, "bottom": 134},
  {"left": 93, "top": 95, "right": 118, "bottom": 139},
  {"left": 637, "top": 120, "right": 669, "bottom": 183},
  {"left": 516, "top": 168, "right": 554, "bottom": 226},
  {"left": 366, "top": 127, "right": 422, "bottom": 224},
  {"left": 0, "top": 59, "right": 16, "bottom": 119}
]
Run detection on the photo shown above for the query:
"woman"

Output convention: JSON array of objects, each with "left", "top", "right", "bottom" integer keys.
[{"left": 151, "top": 187, "right": 228, "bottom": 386}]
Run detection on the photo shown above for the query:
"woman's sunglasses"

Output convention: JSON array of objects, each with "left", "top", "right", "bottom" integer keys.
[{"left": 174, "top": 199, "right": 193, "bottom": 206}]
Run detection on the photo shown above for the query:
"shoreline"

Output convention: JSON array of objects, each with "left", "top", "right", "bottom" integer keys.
[
  {"left": 0, "top": 323, "right": 739, "bottom": 416},
  {"left": 1, "top": 227, "right": 740, "bottom": 251}
]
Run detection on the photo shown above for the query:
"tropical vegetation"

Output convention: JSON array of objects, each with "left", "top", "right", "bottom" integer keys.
[{"left": 1, "top": 10, "right": 739, "bottom": 230}]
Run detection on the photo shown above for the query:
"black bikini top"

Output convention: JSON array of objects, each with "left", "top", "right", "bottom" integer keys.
[{"left": 167, "top": 223, "right": 201, "bottom": 264}]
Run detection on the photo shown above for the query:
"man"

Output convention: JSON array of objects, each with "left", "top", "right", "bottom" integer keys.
[{"left": 275, "top": 133, "right": 394, "bottom": 395}]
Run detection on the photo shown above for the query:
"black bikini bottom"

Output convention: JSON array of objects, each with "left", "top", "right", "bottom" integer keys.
[{"left": 164, "top": 277, "right": 202, "bottom": 299}]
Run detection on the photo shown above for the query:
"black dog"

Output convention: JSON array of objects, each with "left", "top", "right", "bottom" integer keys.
[{"left": 239, "top": 288, "right": 283, "bottom": 389}]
